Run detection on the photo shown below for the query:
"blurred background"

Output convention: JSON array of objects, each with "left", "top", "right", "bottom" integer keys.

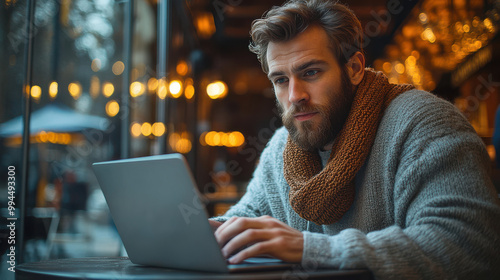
[{"left": 1, "top": 0, "right": 499, "bottom": 277}]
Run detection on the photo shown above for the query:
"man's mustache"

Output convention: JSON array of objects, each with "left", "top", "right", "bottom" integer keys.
[{"left": 282, "top": 104, "right": 319, "bottom": 119}]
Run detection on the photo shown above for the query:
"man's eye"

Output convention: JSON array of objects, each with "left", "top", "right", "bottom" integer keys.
[
  {"left": 274, "top": 77, "right": 287, "bottom": 84},
  {"left": 305, "top": 70, "right": 318, "bottom": 77}
]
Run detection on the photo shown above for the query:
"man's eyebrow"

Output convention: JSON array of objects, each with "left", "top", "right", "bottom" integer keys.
[
  {"left": 268, "top": 70, "right": 285, "bottom": 80},
  {"left": 294, "top": 59, "right": 328, "bottom": 72},
  {"left": 267, "top": 59, "right": 328, "bottom": 80}
]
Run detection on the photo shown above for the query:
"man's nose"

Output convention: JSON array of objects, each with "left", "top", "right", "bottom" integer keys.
[{"left": 288, "top": 78, "right": 309, "bottom": 104}]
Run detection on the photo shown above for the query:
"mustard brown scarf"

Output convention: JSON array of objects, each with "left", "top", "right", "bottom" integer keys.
[{"left": 283, "top": 69, "right": 415, "bottom": 225}]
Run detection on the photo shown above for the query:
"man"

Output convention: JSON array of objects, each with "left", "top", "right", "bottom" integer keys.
[{"left": 210, "top": 0, "right": 500, "bottom": 278}]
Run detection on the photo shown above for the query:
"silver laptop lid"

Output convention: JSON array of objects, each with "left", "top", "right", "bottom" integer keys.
[{"left": 92, "top": 154, "right": 229, "bottom": 273}]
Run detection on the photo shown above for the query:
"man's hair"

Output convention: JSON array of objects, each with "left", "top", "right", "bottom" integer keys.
[{"left": 249, "top": 0, "right": 364, "bottom": 74}]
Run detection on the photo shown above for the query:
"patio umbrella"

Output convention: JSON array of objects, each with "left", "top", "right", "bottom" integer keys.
[{"left": 0, "top": 104, "right": 110, "bottom": 137}]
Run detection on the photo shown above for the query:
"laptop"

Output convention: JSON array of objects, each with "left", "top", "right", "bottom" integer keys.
[{"left": 92, "top": 153, "right": 295, "bottom": 273}]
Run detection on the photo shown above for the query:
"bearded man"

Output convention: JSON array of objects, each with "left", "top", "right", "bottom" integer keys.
[{"left": 209, "top": 1, "right": 500, "bottom": 279}]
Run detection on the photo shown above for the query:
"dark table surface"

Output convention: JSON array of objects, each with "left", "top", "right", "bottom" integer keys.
[{"left": 15, "top": 257, "right": 374, "bottom": 280}]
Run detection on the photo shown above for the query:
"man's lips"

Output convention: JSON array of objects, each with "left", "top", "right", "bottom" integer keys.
[{"left": 294, "top": 112, "right": 318, "bottom": 121}]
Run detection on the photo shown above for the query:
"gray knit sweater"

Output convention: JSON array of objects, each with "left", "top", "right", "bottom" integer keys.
[{"left": 212, "top": 90, "right": 500, "bottom": 279}]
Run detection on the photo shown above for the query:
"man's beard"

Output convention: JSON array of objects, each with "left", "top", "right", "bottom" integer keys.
[{"left": 278, "top": 68, "right": 354, "bottom": 151}]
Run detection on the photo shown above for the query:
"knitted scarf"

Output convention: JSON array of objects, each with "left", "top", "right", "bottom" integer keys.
[{"left": 283, "top": 69, "right": 414, "bottom": 225}]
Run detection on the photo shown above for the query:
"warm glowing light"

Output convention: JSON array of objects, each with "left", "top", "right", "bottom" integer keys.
[
  {"left": 106, "top": 100, "right": 120, "bottom": 117},
  {"left": 176, "top": 60, "right": 189, "bottom": 76},
  {"left": 141, "top": 122, "right": 152, "bottom": 136},
  {"left": 5, "top": 0, "right": 15, "bottom": 7},
  {"left": 428, "top": 35, "right": 436, "bottom": 44},
  {"left": 10, "top": 132, "right": 74, "bottom": 146},
  {"left": 60, "top": 133, "right": 71, "bottom": 145},
  {"left": 422, "top": 28, "right": 436, "bottom": 43},
  {"left": 49, "top": 81, "right": 58, "bottom": 99},
  {"left": 185, "top": 84, "right": 195, "bottom": 99},
  {"left": 152, "top": 122, "right": 166, "bottom": 137},
  {"left": 184, "top": 78, "right": 195, "bottom": 99},
  {"left": 418, "top": 13, "right": 428, "bottom": 23},
  {"left": 474, "top": 40, "right": 482, "bottom": 50},
  {"left": 39, "top": 131, "right": 48, "bottom": 142},
  {"left": 212, "top": 132, "right": 221, "bottom": 146},
  {"left": 395, "top": 63, "right": 405, "bottom": 74},
  {"left": 170, "top": 131, "right": 193, "bottom": 153},
  {"left": 31, "top": 85, "right": 41, "bottom": 100},
  {"left": 411, "top": 50, "right": 420, "bottom": 60},
  {"left": 462, "top": 24, "right": 470, "bottom": 33},
  {"left": 131, "top": 122, "right": 142, "bottom": 137},
  {"left": 169, "top": 133, "right": 181, "bottom": 150},
  {"left": 148, "top": 77, "right": 158, "bottom": 92},
  {"left": 112, "top": 61, "right": 125, "bottom": 75},
  {"left": 472, "top": 17, "right": 480, "bottom": 27},
  {"left": 204, "top": 131, "right": 217, "bottom": 146},
  {"left": 68, "top": 82, "right": 82, "bottom": 99},
  {"left": 54, "top": 133, "right": 62, "bottom": 144},
  {"left": 169, "top": 80, "right": 183, "bottom": 98},
  {"left": 37, "top": 131, "right": 73, "bottom": 145},
  {"left": 90, "top": 76, "right": 100, "bottom": 98},
  {"left": 405, "top": 56, "right": 416, "bottom": 67},
  {"left": 102, "top": 82, "right": 114, "bottom": 97},
  {"left": 157, "top": 78, "right": 168, "bottom": 99},
  {"left": 484, "top": 18, "right": 494, "bottom": 33},
  {"left": 413, "top": 74, "right": 421, "bottom": 84},
  {"left": 181, "top": 131, "right": 190, "bottom": 140},
  {"left": 91, "top": 58, "right": 101, "bottom": 72},
  {"left": 228, "top": 131, "right": 245, "bottom": 147},
  {"left": 206, "top": 81, "right": 227, "bottom": 99},
  {"left": 382, "top": 62, "right": 392, "bottom": 73},
  {"left": 200, "top": 131, "right": 208, "bottom": 146},
  {"left": 176, "top": 138, "right": 192, "bottom": 154},
  {"left": 203, "top": 131, "right": 245, "bottom": 147},
  {"left": 47, "top": 132, "right": 57, "bottom": 143},
  {"left": 130, "top": 81, "right": 145, "bottom": 97},
  {"left": 221, "top": 132, "right": 230, "bottom": 147},
  {"left": 195, "top": 12, "right": 216, "bottom": 39}
]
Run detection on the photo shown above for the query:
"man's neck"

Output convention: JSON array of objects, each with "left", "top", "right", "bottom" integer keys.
[{"left": 318, "top": 149, "right": 332, "bottom": 168}]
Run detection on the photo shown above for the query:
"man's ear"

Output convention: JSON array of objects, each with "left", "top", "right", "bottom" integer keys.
[{"left": 346, "top": 51, "right": 365, "bottom": 85}]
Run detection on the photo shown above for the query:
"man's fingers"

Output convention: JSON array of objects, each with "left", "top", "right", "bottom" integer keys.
[
  {"left": 227, "top": 239, "right": 276, "bottom": 264},
  {"left": 214, "top": 216, "right": 238, "bottom": 237},
  {"left": 221, "top": 228, "right": 273, "bottom": 258},
  {"left": 215, "top": 217, "right": 268, "bottom": 246},
  {"left": 228, "top": 232, "right": 303, "bottom": 264},
  {"left": 214, "top": 216, "right": 304, "bottom": 263}
]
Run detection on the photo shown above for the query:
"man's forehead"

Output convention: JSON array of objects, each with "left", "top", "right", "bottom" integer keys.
[
  {"left": 267, "top": 50, "right": 324, "bottom": 72},
  {"left": 266, "top": 29, "right": 335, "bottom": 72},
  {"left": 266, "top": 25, "right": 334, "bottom": 70}
]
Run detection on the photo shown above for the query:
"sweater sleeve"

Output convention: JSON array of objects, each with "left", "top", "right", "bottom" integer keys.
[{"left": 302, "top": 93, "right": 500, "bottom": 279}]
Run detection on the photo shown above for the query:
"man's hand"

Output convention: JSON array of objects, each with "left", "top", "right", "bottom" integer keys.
[{"left": 214, "top": 215, "right": 303, "bottom": 264}]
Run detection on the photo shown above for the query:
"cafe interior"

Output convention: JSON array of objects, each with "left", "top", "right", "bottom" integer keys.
[{"left": 1, "top": 0, "right": 499, "bottom": 276}]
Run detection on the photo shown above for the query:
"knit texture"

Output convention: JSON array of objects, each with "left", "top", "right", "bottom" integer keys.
[
  {"left": 284, "top": 69, "right": 414, "bottom": 224},
  {"left": 212, "top": 90, "right": 500, "bottom": 279}
]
